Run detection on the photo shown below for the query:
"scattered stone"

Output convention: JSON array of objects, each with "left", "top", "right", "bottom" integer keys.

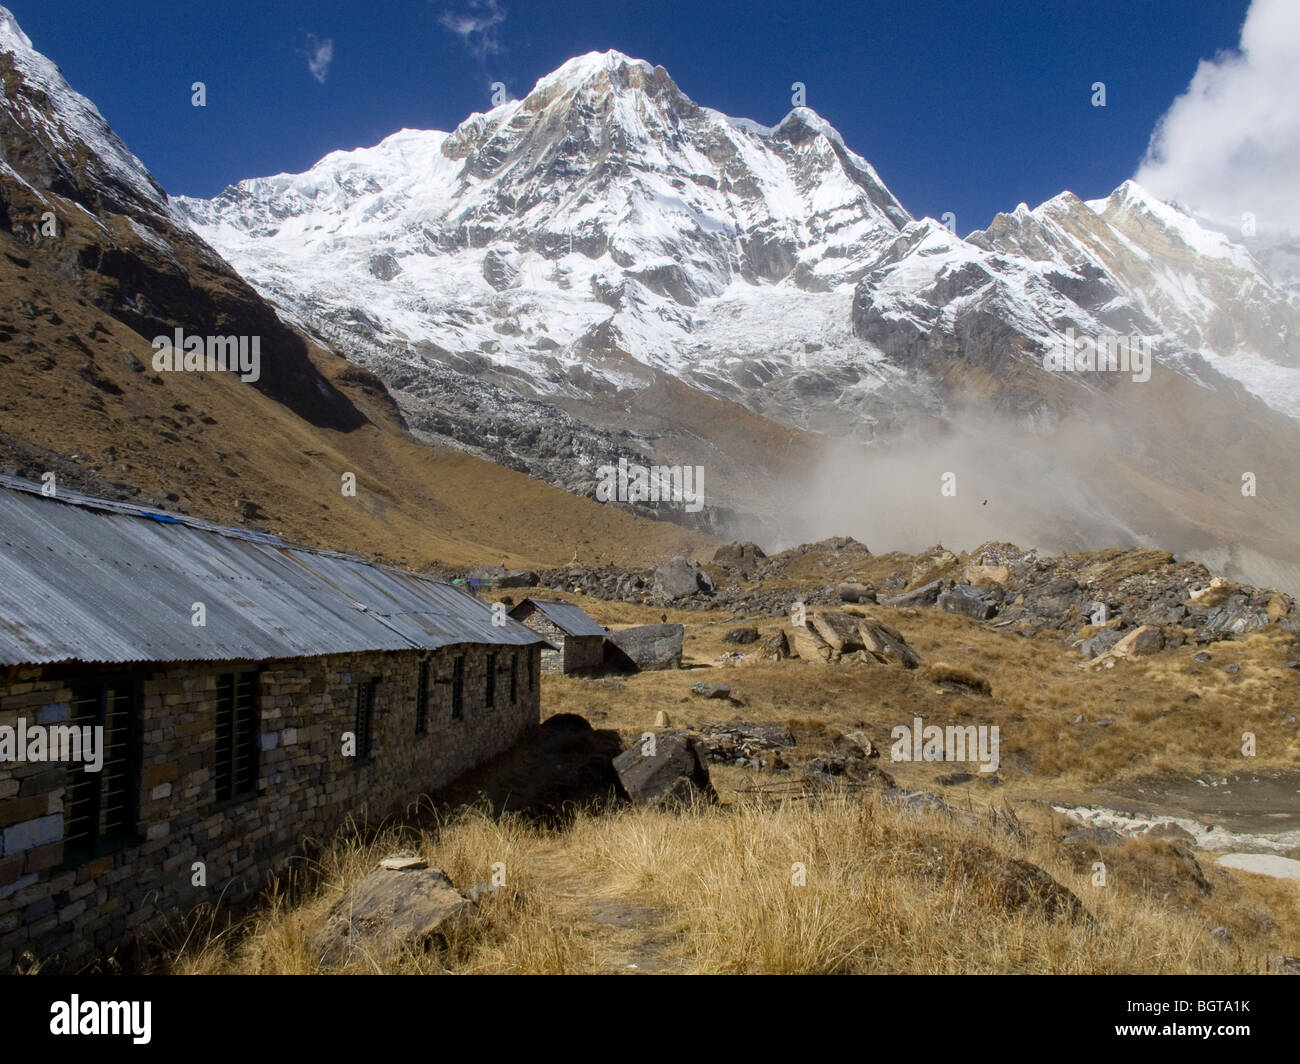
[
  {"left": 712, "top": 542, "right": 766, "bottom": 578},
  {"left": 309, "top": 862, "right": 471, "bottom": 967},
  {"left": 1210, "top": 926, "right": 1233, "bottom": 943},
  {"left": 722, "top": 626, "right": 759, "bottom": 645},
  {"left": 690, "top": 682, "right": 732, "bottom": 700},
  {"left": 613, "top": 732, "right": 716, "bottom": 806},
  {"left": 757, "top": 628, "right": 790, "bottom": 661},
  {"left": 879, "top": 578, "right": 945, "bottom": 608},
  {"left": 936, "top": 771, "right": 974, "bottom": 786},
  {"left": 379, "top": 854, "right": 427, "bottom": 871},
  {"left": 651, "top": 556, "right": 712, "bottom": 602},
  {"left": 1224, "top": 663, "right": 1240, "bottom": 675},
  {"left": 857, "top": 621, "right": 921, "bottom": 668},
  {"left": 809, "top": 610, "right": 865, "bottom": 654},
  {"left": 497, "top": 569, "right": 540, "bottom": 588},
  {"left": 1079, "top": 628, "right": 1124, "bottom": 660},
  {"left": 1193, "top": 651, "right": 1211, "bottom": 663},
  {"left": 654, "top": 710, "right": 671, "bottom": 728},
  {"left": 936, "top": 583, "right": 1000, "bottom": 621},
  {"left": 790, "top": 622, "right": 833, "bottom": 663},
  {"left": 1058, "top": 827, "right": 1123, "bottom": 847}
]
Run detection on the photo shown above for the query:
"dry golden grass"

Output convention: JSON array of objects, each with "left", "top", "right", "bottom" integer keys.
[
  {"left": 166, "top": 575, "right": 1300, "bottom": 976},
  {"left": 171, "top": 790, "right": 1296, "bottom": 975}
]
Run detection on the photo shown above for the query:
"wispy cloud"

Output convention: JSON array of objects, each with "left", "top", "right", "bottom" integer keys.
[
  {"left": 436, "top": 0, "right": 507, "bottom": 60},
  {"left": 303, "top": 33, "right": 334, "bottom": 84},
  {"left": 1135, "top": 0, "right": 1300, "bottom": 234}
]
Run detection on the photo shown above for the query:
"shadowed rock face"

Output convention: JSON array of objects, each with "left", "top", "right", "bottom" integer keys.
[{"left": 613, "top": 731, "right": 716, "bottom": 806}]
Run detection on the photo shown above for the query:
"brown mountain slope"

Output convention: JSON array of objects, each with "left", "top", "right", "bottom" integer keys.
[{"left": 0, "top": 246, "right": 712, "bottom": 568}]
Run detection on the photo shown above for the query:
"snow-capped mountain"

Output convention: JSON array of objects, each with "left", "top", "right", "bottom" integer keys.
[
  {"left": 177, "top": 50, "right": 1299, "bottom": 443},
  {"left": 4, "top": 8, "right": 1299, "bottom": 585}
]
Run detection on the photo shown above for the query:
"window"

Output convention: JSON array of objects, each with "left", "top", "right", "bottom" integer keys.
[
  {"left": 64, "top": 678, "right": 140, "bottom": 862},
  {"left": 415, "top": 660, "right": 429, "bottom": 735},
  {"left": 485, "top": 652, "right": 496, "bottom": 709},
  {"left": 355, "top": 677, "right": 378, "bottom": 763},
  {"left": 509, "top": 652, "right": 518, "bottom": 704},
  {"left": 215, "top": 671, "right": 260, "bottom": 803},
  {"left": 451, "top": 657, "right": 464, "bottom": 721}
]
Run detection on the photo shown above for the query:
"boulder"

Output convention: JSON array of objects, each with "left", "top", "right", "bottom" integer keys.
[
  {"left": 690, "top": 682, "right": 732, "bottom": 700},
  {"left": 722, "top": 626, "right": 759, "bottom": 645},
  {"left": 857, "top": 621, "right": 920, "bottom": 668},
  {"left": 1078, "top": 628, "right": 1124, "bottom": 659},
  {"left": 497, "top": 569, "right": 540, "bottom": 588},
  {"left": 606, "top": 624, "right": 684, "bottom": 671},
  {"left": 757, "top": 628, "right": 790, "bottom": 661},
  {"left": 652, "top": 556, "right": 711, "bottom": 601},
  {"left": 964, "top": 563, "right": 1011, "bottom": 586},
  {"left": 936, "top": 583, "right": 1000, "bottom": 621},
  {"left": 613, "top": 732, "right": 716, "bottom": 805},
  {"left": 790, "top": 622, "right": 833, "bottom": 663},
  {"left": 1199, "top": 605, "right": 1271, "bottom": 637},
  {"left": 309, "top": 862, "right": 471, "bottom": 967},
  {"left": 879, "top": 579, "right": 945, "bottom": 607},
  {"left": 1112, "top": 624, "right": 1164, "bottom": 657},
  {"left": 837, "top": 582, "right": 877, "bottom": 603},
  {"left": 909, "top": 548, "right": 959, "bottom": 588},
  {"left": 809, "top": 610, "right": 865, "bottom": 653}
]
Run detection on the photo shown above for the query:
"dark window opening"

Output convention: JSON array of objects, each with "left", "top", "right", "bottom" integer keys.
[
  {"left": 355, "top": 677, "right": 378, "bottom": 763},
  {"left": 485, "top": 652, "right": 496, "bottom": 709},
  {"left": 64, "top": 678, "right": 140, "bottom": 863},
  {"left": 451, "top": 657, "right": 464, "bottom": 721},
  {"left": 215, "top": 671, "right": 260, "bottom": 803},
  {"left": 415, "top": 660, "right": 429, "bottom": 735}
]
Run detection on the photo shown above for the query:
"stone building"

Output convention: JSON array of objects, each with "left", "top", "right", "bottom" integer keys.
[
  {"left": 508, "top": 599, "right": 607, "bottom": 673},
  {"left": 0, "top": 476, "right": 549, "bottom": 971}
]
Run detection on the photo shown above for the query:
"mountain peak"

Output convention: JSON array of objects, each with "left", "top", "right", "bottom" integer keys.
[{"left": 0, "top": 6, "right": 32, "bottom": 51}]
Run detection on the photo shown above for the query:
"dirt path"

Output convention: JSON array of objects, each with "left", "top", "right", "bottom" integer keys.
[{"left": 532, "top": 852, "right": 687, "bottom": 974}]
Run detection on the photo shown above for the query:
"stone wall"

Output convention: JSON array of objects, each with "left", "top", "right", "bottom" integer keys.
[
  {"left": 561, "top": 635, "right": 605, "bottom": 673},
  {"left": 0, "top": 641, "right": 541, "bottom": 970}
]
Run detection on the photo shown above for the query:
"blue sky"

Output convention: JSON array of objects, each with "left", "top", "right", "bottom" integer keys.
[{"left": 12, "top": 0, "right": 1254, "bottom": 231}]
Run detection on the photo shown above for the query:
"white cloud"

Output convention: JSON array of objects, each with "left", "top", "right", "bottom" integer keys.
[
  {"left": 436, "top": 0, "right": 506, "bottom": 60},
  {"left": 1136, "top": 0, "right": 1300, "bottom": 235},
  {"left": 304, "top": 33, "right": 334, "bottom": 84}
]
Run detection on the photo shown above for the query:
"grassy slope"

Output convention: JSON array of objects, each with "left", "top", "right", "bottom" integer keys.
[{"left": 0, "top": 250, "right": 715, "bottom": 570}]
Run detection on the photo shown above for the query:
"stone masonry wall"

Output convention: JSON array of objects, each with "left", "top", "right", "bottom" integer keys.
[{"left": 0, "top": 641, "right": 541, "bottom": 970}]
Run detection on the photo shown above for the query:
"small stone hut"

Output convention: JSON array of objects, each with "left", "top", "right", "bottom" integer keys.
[
  {"left": 0, "top": 476, "right": 550, "bottom": 970},
  {"left": 508, "top": 599, "right": 607, "bottom": 674}
]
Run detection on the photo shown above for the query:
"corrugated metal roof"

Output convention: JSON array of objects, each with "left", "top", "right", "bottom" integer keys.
[
  {"left": 0, "top": 477, "right": 550, "bottom": 666},
  {"left": 513, "top": 598, "right": 608, "bottom": 637}
]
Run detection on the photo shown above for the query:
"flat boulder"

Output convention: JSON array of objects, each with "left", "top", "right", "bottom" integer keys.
[
  {"left": 309, "top": 861, "right": 471, "bottom": 967},
  {"left": 837, "top": 582, "right": 877, "bottom": 603},
  {"left": 613, "top": 732, "right": 716, "bottom": 805},
  {"left": 723, "top": 626, "right": 759, "bottom": 645},
  {"left": 936, "top": 583, "right": 1000, "bottom": 621},
  {"left": 790, "top": 622, "right": 833, "bottom": 663},
  {"left": 810, "top": 610, "right": 865, "bottom": 653},
  {"left": 606, "top": 624, "right": 684, "bottom": 671},
  {"left": 857, "top": 621, "right": 921, "bottom": 668}
]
